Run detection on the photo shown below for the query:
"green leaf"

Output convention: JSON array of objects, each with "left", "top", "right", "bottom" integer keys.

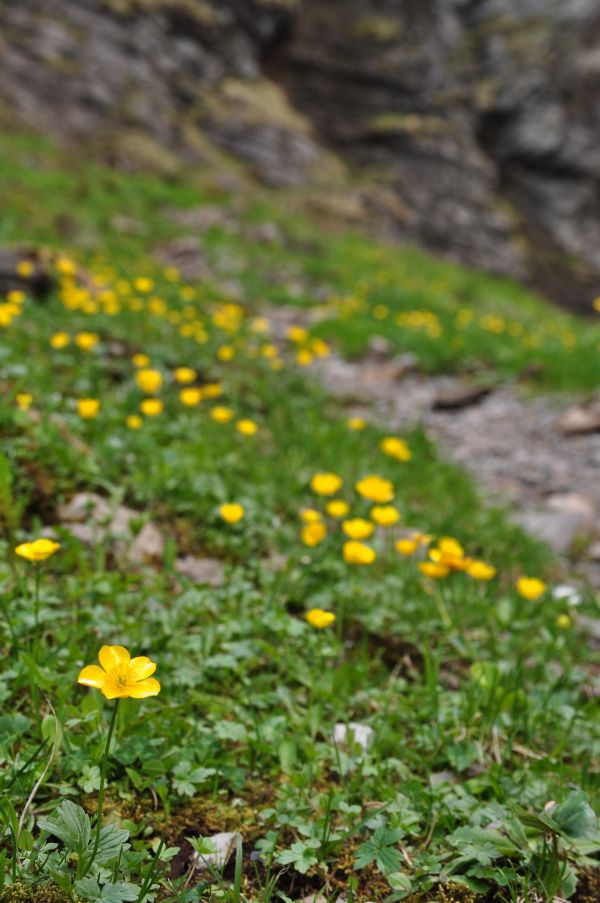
[
  {"left": 551, "top": 792, "right": 598, "bottom": 840},
  {"left": 277, "top": 839, "right": 320, "bottom": 873},
  {"left": 38, "top": 800, "right": 91, "bottom": 853},
  {"left": 90, "top": 822, "right": 131, "bottom": 864}
]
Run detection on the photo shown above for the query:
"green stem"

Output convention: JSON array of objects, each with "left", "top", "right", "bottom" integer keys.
[
  {"left": 80, "top": 699, "right": 120, "bottom": 878},
  {"left": 33, "top": 566, "right": 41, "bottom": 633}
]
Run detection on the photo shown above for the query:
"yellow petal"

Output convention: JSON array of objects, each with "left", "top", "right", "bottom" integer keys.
[
  {"left": 100, "top": 683, "right": 129, "bottom": 699},
  {"left": 99, "top": 645, "right": 130, "bottom": 671},
  {"left": 127, "top": 677, "right": 161, "bottom": 698},
  {"left": 78, "top": 665, "right": 108, "bottom": 688},
  {"left": 128, "top": 656, "right": 157, "bottom": 681}
]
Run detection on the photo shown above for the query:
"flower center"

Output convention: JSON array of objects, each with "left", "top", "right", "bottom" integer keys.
[{"left": 116, "top": 673, "right": 128, "bottom": 686}]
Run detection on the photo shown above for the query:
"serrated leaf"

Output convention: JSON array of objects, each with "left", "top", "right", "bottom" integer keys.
[
  {"left": 38, "top": 800, "right": 91, "bottom": 853},
  {"left": 90, "top": 822, "right": 131, "bottom": 864}
]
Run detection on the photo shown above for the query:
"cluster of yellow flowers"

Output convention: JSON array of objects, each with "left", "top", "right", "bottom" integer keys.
[{"left": 0, "top": 289, "right": 26, "bottom": 329}]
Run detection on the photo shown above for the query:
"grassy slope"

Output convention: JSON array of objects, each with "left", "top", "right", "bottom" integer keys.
[{"left": 0, "top": 130, "right": 599, "bottom": 902}]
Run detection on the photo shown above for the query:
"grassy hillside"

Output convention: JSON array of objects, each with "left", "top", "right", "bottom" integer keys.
[{"left": 0, "top": 130, "right": 599, "bottom": 902}]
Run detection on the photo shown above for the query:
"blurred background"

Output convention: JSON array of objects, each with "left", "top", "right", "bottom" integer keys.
[{"left": 1, "top": 0, "right": 599, "bottom": 313}]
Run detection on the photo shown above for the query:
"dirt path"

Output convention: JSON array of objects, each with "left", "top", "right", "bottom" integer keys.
[{"left": 266, "top": 306, "right": 600, "bottom": 587}]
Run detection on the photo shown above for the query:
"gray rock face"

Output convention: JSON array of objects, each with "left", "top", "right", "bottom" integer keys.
[{"left": 1, "top": 0, "right": 600, "bottom": 308}]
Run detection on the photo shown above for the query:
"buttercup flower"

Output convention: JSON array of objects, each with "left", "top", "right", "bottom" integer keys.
[
  {"left": 516, "top": 577, "right": 547, "bottom": 600},
  {"left": 180, "top": 387, "right": 203, "bottom": 407},
  {"left": 16, "top": 260, "right": 34, "bottom": 277},
  {"left": 326, "top": 499, "right": 350, "bottom": 518},
  {"left": 15, "top": 538, "right": 60, "bottom": 562},
  {"left": 78, "top": 645, "right": 160, "bottom": 699},
  {"left": 342, "top": 518, "right": 374, "bottom": 540},
  {"left": 132, "top": 353, "right": 150, "bottom": 368},
  {"left": 16, "top": 393, "right": 33, "bottom": 411},
  {"left": 418, "top": 561, "right": 450, "bottom": 579},
  {"left": 396, "top": 538, "right": 419, "bottom": 556},
  {"left": 306, "top": 608, "right": 335, "bottom": 629},
  {"left": 50, "top": 332, "right": 70, "bottom": 349},
  {"left": 219, "top": 503, "right": 245, "bottom": 524},
  {"left": 429, "top": 537, "right": 467, "bottom": 571},
  {"left": 140, "top": 398, "right": 163, "bottom": 416},
  {"left": 211, "top": 406, "right": 234, "bottom": 423},
  {"left": 355, "top": 475, "right": 394, "bottom": 503},
  {"left": 75, "top": 331, "right": 99, "bottom": 351},
  {"left": 126, "top": 414, "right": 143, "bottom": 429},
  {"left": 78, "top": 398, "right": 100, "bottom": 419},
  {"left": 217, "top": 345, "right": 235, "bottom": 362},
  {"left": 175, "top": 367, "right": 196, "bottom": 384},
  {"left": 135, "top": 368, "right": 162, "bottom": 394},
  {"left": 343, "top": 541, "right": 376, "bottom": 565},
  {"left": 236, "top": 419, "right": 258, "bottom": 436},
  {"left": 556, "top": 613, "right": 572, "bottom": 629},
  {"left": 300, "top": 508, "right": 322, "bottom": 523},
  {"left": 203, "top": 383, "right": 223, "bottom": 398},
  {"left": 371, "top": 505, "right": 400, "bottom": 527},
  {"left": 467, "top": 560, "right": 496, "bottom": 581},
  {"left": 310, "top": 472, "right": 343, "bottom": 496},
  {"left": 134, "top": 277, "right": 153, "bottom": 293},
  {"left": 380, "top": 437, "right": 412, "bottom": 462},
  {"left": 347, "top": 417, "right": 366, "bottom": 431},
  {"left": 302, "top": 522, "right": 327, "bottom": 547}
]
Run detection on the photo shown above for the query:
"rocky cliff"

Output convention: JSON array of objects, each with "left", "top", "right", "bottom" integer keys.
[{"left": 1, "top": 0, "right": 599, "bottom": 310}]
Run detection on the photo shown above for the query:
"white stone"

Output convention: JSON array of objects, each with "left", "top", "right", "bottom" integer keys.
[{"left": 193, "top": 832, "right": 241, "bottom": 871}]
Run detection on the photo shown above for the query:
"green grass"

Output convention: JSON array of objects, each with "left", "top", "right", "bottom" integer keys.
[{"left": 0, "top": 129, "right": 599, "bottom": 902}]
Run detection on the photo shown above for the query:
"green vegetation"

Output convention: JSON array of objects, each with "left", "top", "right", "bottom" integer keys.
[{"left": 0, "top": 129, "right": 598, "bottom": 902}]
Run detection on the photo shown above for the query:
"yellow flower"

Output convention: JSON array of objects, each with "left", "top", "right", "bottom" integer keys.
[
  {"left": 418, "top": 561, "right": 450, "bottom": 579},
  {"left": 132, "top": 353, "right": 150, "bottom": 368},
  {"left": 516, "top": 576, "right": 547, "bottom": 600},
  {"left": 219, "top": 503, "right": 245, "bottom": 524},
  {"left": 16, "top": 393, "right": 33, "bottom": 411},
  {"left": 429, "top": 537, "right": 467, "bottom": 571},
  {"left": 347, "top": 417, "right": 366, "bottom": 431},
  {"left": 342, "top": 518, "right": 374, "bottom": 540},
  {"left": 180, "top": 387, "right": 203, "bottom": 407},
  {"left": 16, "top": 260, "right": 34, "bottom": 277},
  {"left": 343, "top": 541, "right": 376, "bottom": 565},
  {"left": 310, "top": 472, "right": 343, "bottom": 496},
  {"left": 140, "top": 398, "right": 163, "bottom": 416},
  {"left": 355, "top": 475, "right": 394, "bottom": 503},
  {"left": 302, "top": 522, "right": 327, "bottom": 547},
  {"left": 371, "top": 505, "right": 400, "bottom": 527},
  {"left": 126, "top": 414, "right": 143, "bottom": 429},
  {"left": 556, "top": 613, "right": 572, "bottom": 629},
  {"left": 236, "top": 419, "right": 258, "bottom": 436},
  {"left": 412, "top": 531, "right": 433, "bottom": 546},
  {"left": 77, "top": 398, "right": 100, "bottom": 419},
  {"left": 396, "top": 538, "right": 419, "bottom": 556},
  {"left": 296, "top": 349, "right": 313, "bottom": 367},
  {"left": 134, "top": 277, "right": 154, "bottom": 293},
  {"left": 326, "top": 499, "right": 350, "bottom": 518},
  {"left": 50, "top": 332, "right": 70, "bottom": 349},
  {"left": 203, "top": 383, "right": 223, "bottom": 398},
  {"left": 300, "top": 508, "right": 322, "bottom": 523},
  {"left": 217, "top": 345, "right": 235, "bottom": 362},
  {"left": 175, "top": 367, "right": 196, "bottom": 384},
  {"left": 135, "top": 368, "right": 162, "bottom": 394},
  {"left": 75, "top": 331, "right": 99, "bottom": 351},
  {"left": 78, "top": 645, "right": 160, "bottom": 699},
  {"left": 211, "top": 405, "right": 234, "bottom": 423},
  {"left": 592, "top": 297, "right": 600, "bottom": 313},
  {"left": 306, "top": 608, "right": 335, "bottom": 629},
  {"left": 15, "top": 538, "right": 60, "bottom": 562},
  {"left": 287, "top": 326, "right": 309, "bottom": 344},
  {"left": 467, "top": 560, "right": 496, "bottom": 581},
  {"left": 56, "top": 256, "right": 76, "bottom": 275},
  {"left": 380, "top": 437, "right": 412, "bottom": 462}
]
